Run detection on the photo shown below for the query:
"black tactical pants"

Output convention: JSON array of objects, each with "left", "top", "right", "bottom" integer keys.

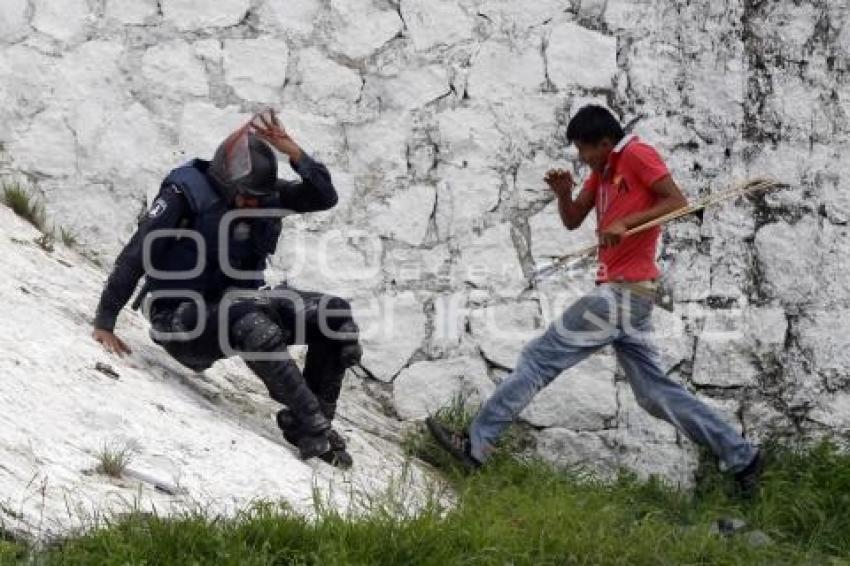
[{"left": 148, "top": 285, "right": 361, "bottom": 433}]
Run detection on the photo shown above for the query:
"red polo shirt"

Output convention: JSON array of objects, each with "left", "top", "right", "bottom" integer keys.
[{"left": 580, "top": 135, "right": 670, "bottom": 283}]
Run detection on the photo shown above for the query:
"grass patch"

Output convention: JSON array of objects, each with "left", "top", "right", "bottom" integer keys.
[
  {"left": 22, "top": 415, "right": 850, "bottom": 565},
  {"left": 2, "top": 180, "right": 81, "bottom": 254},
  {"left": 95, "top": 441, "right": 137, "bottom": 479},
  {"left": 0, "top": 540, "right": 25, "bottom": 565},
  {"left": 402, "top": 393, "right": 478, "bottom": 474},
  {"left": 402, "top": 393, "right": 533, "bottom": 479},
  {"left": 1, "top": 181, "right": 46, "bottom": 231},
  {"left": 59, "top": 226, "right": 78, "bottom": 248}
]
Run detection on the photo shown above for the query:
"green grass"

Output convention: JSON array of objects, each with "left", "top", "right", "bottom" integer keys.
[
  {"left": 0, "top": 540, "right": 25, "bottom": 565},
  {"left": 1, "top": 181, "right": 46, "bottom": 231},
  {"left": 402, "top": 394, "right": 532, "bottom": 475},
  {"left": 1, "top": 181, "right": 78, "bottom": 251},
  {"left": 10, "top": 406, "right": 850, "bottom": 565},
  {"left": 95, "top": 441, "right": 137, "bottom": 479},
  {"left": 59, "top": 226, "right": 78, "bottom": 248}
]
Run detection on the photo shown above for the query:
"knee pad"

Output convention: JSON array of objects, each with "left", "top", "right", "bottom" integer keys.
[
  {"left": 172, "top": 301, "right": 200, "bottom": 334},
  {"left": 231, "top": 311, "right": 288, "bottom": 352}
]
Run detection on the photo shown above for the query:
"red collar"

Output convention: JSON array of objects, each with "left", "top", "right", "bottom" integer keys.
[{"left": 603, "top": 134, "right": 637, "bottom": 179}]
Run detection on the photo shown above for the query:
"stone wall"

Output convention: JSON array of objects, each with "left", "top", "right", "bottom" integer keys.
[{"left": 1, "top": 0, "right": 848, "bottom": 485}]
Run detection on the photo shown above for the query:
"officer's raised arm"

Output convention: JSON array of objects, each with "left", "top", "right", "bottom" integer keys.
[{"left": 252, "top": 109, "right": 338, "bottom": 213}]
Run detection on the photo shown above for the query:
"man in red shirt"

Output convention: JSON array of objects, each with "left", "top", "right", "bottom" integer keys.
[{"left": 428, "top": 105, "right": 763, "bottom": 496}]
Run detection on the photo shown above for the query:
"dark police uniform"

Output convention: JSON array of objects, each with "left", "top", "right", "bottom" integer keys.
[{"left": 94, "top": 153, "right": 360, "bottom": 461}]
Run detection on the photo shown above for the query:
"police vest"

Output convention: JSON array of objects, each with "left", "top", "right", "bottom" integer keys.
[{"left": 144, "top": 160, "right": 282, "bottom": 302}]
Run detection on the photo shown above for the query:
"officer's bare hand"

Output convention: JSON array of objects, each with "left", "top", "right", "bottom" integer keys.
[
  {"left": 252, "top": 109, "right": 304, "bottom": 162},
  {"left": 544, "top": 169, "right": 574, "bottom": 198},
  {"left": 92, "top": 328, "right": 132, "bottom": 357}
]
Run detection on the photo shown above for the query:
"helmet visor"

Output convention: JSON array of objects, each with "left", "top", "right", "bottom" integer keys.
[{"left": 217, "top": 119, "right": 254, "bottom": 185}]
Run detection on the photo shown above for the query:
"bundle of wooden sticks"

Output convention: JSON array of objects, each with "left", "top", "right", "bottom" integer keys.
[{"left": 533, "top": 177, "right": 786, "bottom": 282}]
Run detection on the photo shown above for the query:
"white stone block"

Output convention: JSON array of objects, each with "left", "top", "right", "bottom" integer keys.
[
  {"left": 356, "top": 292, "right": 429, "bottom": 381},
  {"left": 454, "top": 224, "right": 527, "bottom": 298},
  {"left": 346, "top": 112, "right": 411, "bottom": 182},
  {"left": 477, "top": 0, "right": 569, "bottom": 31},
  {"left": 522, "top": 351, "right": 618, "bottom": 430},
  {"left": 178, "top": 102, "right": 250, "bottom": 160},
  {"left": 470, "top": 301, "right": 542, "bottom": 369},
  {"left": 535, "top": 428, "right": 620, "bottom": 479},
  {"left": 265, "top": 0, "right": 321, "bottom": 37},
  {"left": 223, "top": 38, "right": 290, "bottom": 102},
  {"left": 9, "top": 107, "right": 77, "bottom": 177},
  {"left": 32, "top": 0, "right": 91, "bottom": 42},
  {"left": 368, "top": 184, "right": 437, "bottom": 246},
  {"left": 529, "top": 200, "right": 597, "bottom": 262},
  {"left": 377, "top": 65, "right": 449, "bottom": 111},
  {"left": 329, "top": 0, "right": 402, "bottom": 59},
  {"left": 393, "top": 357, "right": 493, "bottom": 420},
  {"left": 691, "top": 310, "right": 758, "bottom": 387},
  {"left": 0, "top": 0, "right": 29, "bottom": 42},
  {"left": 547, "top": 22, "right": 617, "bottom": 90},
  {"left": 466, "top": 41, "right": 545, "bottom": 101},
  {"left": 162, "top": 0, "right": 250, "bottom": 30},
  {"left": 797, "top": 309, "right": 850, "bottom": 386},
  {"left": 400, "top": 0, "right": 474, "bottom": 51},
  {"left": 436, "top": 105, "right": 503, "bottom": 165},
  {"left": 105, "top": 0, "right": 158, "bottom": 24},
  {"left": 142, "top": 40, "right": 209, "bottom": 97},
  {"left": 754, "top": 217, "right": 821, "bottom": 306},
  {"left": 296, "top": 48, "right": 362, "bottom": 113}
]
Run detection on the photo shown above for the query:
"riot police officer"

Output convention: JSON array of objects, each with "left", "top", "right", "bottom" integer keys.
[{"left": 92, "top": 111, "right": 361, "bottom": 468}]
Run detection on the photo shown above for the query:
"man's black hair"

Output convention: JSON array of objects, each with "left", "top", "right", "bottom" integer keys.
[{"left": 566, "top": 105, "right": 625, "bottom": 144}]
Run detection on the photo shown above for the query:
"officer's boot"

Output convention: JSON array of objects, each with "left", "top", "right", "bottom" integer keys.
[
  {"left": 232, "top": 310, "right": 332, "bottom": 461},
  {"left": 276, "top": 401, "right": 352, "bottom": 469}
]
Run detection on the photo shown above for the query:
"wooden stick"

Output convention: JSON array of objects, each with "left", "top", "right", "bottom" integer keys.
[{"left": 533, "top": 177, "right": 784, "bottom": 279}]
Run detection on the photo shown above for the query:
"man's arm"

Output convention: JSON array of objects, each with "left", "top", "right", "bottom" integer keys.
[
  {"left": 557, "top": 186, "right": 596, "bottom": 230},
  {"left": 275, "top": 153, "right": 338, "bottom": 213},
  {"left": 598, "top": 175, "right": 688, "bottom": 247},
  {"left": 545, "top": 169, "right": 595, "bottom": 230},
  {"left": 251, "top": 110, "right": 338, "bottom": 213},
  {"left": 93, "top": 185, "right": 188, "bottom": 336}
]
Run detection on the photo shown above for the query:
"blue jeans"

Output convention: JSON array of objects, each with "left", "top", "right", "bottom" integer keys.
[{"left": 469, "top": 284, "right": 757, "bottom": 473}]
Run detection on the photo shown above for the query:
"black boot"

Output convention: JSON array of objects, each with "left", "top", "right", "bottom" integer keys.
[
  {"left": 317, "top": 400, "right": 353, "bottom": 468},
  {"left": 301, "top": 342, "right": 356, "bottom": 469},
  {"left": 276, "top": 407, "right": 299, "bottom": 443},
  {"left": 231, "top": 310, "right": 335, "bottom": 463},
  {"left": 297, "top": 432, "right": 332, "bottom": 461},
  {"left": 317, "top": 438, "right": 353, "bottom": 469},
  {"left": 426, "top": 417, "right": 482, "bottom": 472},
  {"left": 277, "top": 407, "right": 352, "bottom": 469}
]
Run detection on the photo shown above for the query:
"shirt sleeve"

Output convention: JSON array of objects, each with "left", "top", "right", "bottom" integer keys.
[
  {"left": 93, "top": 185, "right": 188, "bottom": 331},
  {"left": 580, "top": 172, "right": 600, "bottom": 201},
  {"left": 276, "top": 152, "right": 339, "bottom": 213},
  {"left": 624, "top": 142, "right": 670, "bottom": 189}
]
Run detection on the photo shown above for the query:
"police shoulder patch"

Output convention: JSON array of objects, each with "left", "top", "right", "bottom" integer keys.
[{"left": 148, "top": 198, "right": 168, "bottom": 218}]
